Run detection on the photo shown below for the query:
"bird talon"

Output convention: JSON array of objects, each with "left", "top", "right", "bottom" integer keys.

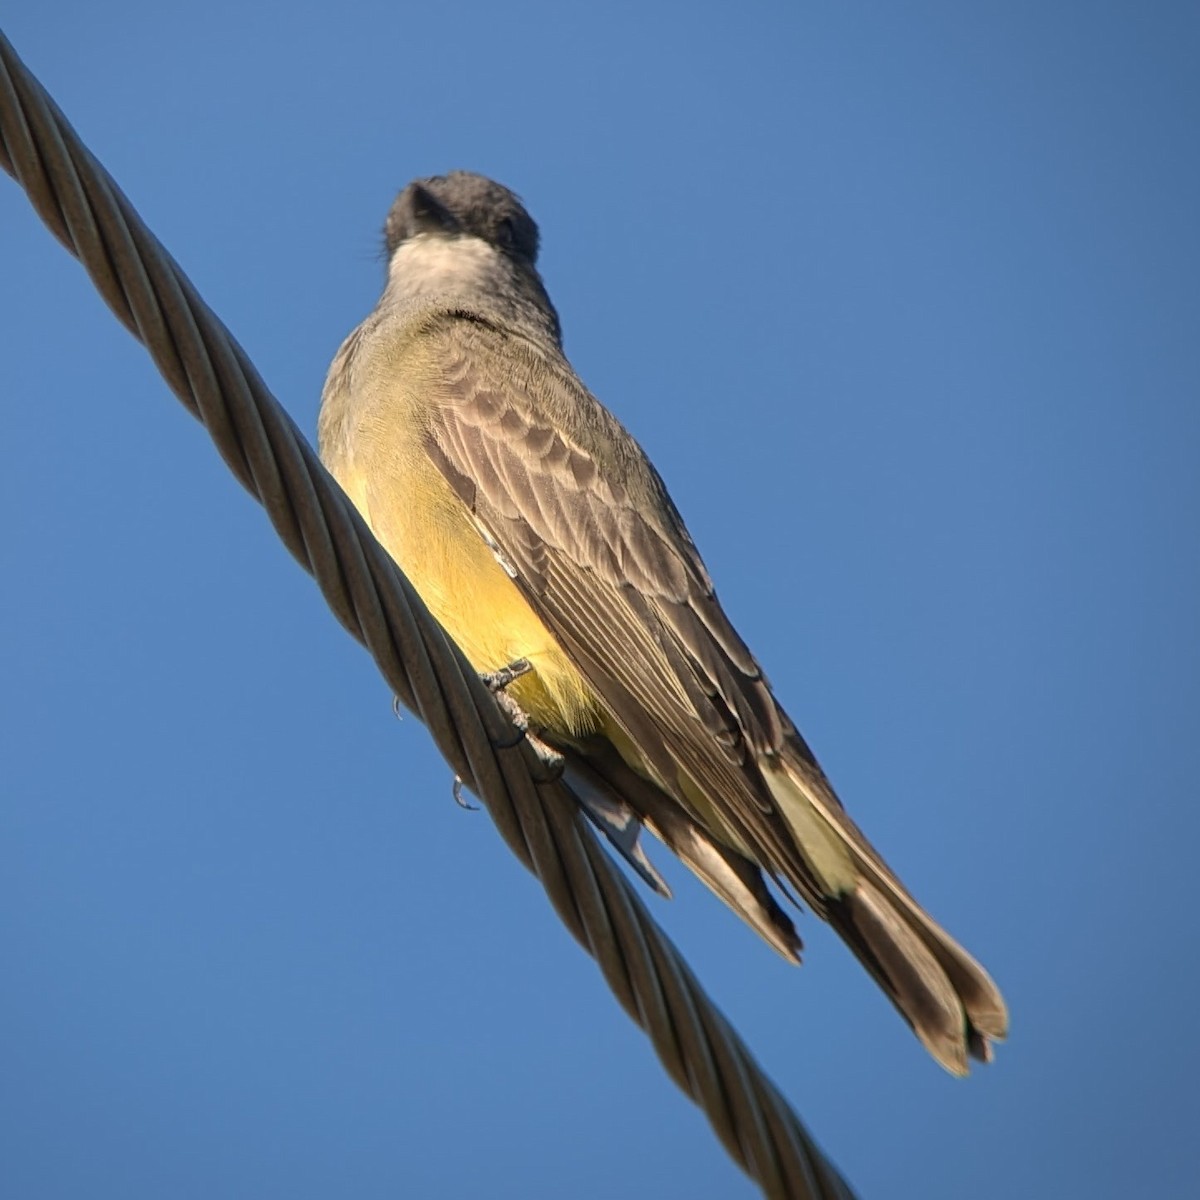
[
  {"left": 452, "top": 775, "right": 479, "bottom": 810},
  {"left": 481, "top": 662, "right": 535, "bottom": 743},
  {"left": 524, "top": 731, "right": 565, "bottom": 778},
  {"left": 492, "top": 688, "right": 530, "bottom": 733},
  {"left": 481, "top": 657, "right": 532, "bottom": 693},
  {"left": 485, "top": 684, "right": 563, "bottom": 778}
]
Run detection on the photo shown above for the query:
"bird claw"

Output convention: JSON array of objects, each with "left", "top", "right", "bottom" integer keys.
[
  {"left": 449, "top": 659, "right": 562, "bottom": 807},
  {"left": 478, "top": 660, "right": 537, "bottom": 750},
  {"left": 481, "top": 657, "right": 532, "bottom": 693},
  {"left": 452, "top": 775, "right": 480, "bottom": 810},
  {"left": 491, "top": 689, "right": 530, "bottom": 741},
  {"left": 485, "top": 668, "right": 566, "bottom": 776},
  {"left": 523, "top": 730, "right": 565, "bottom": 776},
  {"left": 491, "top": 689, "right": 564, "bottom": 776}
]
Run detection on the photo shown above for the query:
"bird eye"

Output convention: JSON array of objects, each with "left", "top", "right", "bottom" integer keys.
[{"left": 497, "top": 217, "right": 517, "bottom": 249}]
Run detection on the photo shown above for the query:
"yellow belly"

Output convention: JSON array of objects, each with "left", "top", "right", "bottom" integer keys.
[{"left": 347, "top": 450, "right": 602, "bottom": 738}]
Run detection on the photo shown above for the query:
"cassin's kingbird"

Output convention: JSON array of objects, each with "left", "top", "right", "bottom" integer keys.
[{"left": 319, "top": 171, "right": 1007, "bottom": 1074}]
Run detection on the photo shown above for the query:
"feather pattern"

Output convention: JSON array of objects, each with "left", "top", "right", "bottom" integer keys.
[{"left": 319, "top": 222, "right": 1008, "bottom": 1073}]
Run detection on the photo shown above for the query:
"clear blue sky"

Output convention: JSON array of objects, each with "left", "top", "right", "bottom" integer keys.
[{"left": 3, "top": 5, "right": 1197, "bottom": 1197}]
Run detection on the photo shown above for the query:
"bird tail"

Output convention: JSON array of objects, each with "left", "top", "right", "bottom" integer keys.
[
  {"left": 565, "top": 737, "right": 804, "bottom": 963},
  {"left": 763, "top": 753, "right": 1008, "bottom": 1076},
  {"left": 558, "top": 730, "right": 1007, "bottom": 1074}
]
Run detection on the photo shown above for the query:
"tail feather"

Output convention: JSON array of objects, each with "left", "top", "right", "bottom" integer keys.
[
  {"left": 565, "top": 739, "right": 803, "bottom": 963},
  {"left": 767, "top": 755, "right": 1008, "bottom": 1074},
  {"left": 556, "top": 732, "right": 1007, "bottom": 1074},
  {"left": 831, "top": 883, "right": 974, "bottom": 1075},
  {"left": 647, "top": 804, "right": 803, "bottom": 965}
]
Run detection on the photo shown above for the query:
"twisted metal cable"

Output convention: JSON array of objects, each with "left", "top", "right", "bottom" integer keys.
[{"left": 0, "top": 30, "right": 857, "bottom": 1200}]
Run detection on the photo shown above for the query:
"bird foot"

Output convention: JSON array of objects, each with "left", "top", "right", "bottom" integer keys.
[
  {"left": 488, "top": 686, "right": 564, "bottom": 775},
  {"left": 481, "top": 659, "right": 536, "bottom": 748},
  {"left": 450, "top": 659, "right": 563, "bottom": 808},
  {"left": 480, "top": 657, "right": 532, "bottom": 694}
]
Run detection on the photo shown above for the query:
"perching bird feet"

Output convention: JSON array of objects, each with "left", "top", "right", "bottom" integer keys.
[
  {"left": 480, "top": 657, "right": 532, "bottom": 695},
  {"left": 452, "top": 658, "right": 564, "bottom": 808}
]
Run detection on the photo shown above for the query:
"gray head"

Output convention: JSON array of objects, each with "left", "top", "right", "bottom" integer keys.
[
  {"left": 384, "top": 171, "right": 541, "bottom": 267},
  {"left": 382, "top": 171, "right": 559, "bottom": 344}
]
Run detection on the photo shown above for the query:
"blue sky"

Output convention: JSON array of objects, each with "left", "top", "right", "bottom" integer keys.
[{"left": 3, "top": 4, "right": 1198, "bottom": 1197}]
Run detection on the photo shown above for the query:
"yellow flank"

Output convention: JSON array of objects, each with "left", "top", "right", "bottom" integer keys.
[{"left": 343, "top": 442, "right": 602, "bottom": 740}]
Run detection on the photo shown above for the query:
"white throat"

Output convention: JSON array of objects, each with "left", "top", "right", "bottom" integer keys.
[{"left": 386, "top": 233, "right": 510, "bottom": 303}]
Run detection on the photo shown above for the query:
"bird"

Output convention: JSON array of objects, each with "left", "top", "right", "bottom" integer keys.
[{"left": 318, "top": 170, "right": 1008, "bottom": 1075}]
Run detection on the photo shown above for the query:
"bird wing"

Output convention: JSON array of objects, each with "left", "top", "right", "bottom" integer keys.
[{"left": 415, "top": 311, "right": 834, "bottom": 902}]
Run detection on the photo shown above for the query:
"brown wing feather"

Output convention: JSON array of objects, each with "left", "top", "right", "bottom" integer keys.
[{"left": 418, "top": 315, "right": 825, "bottom": 902}]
